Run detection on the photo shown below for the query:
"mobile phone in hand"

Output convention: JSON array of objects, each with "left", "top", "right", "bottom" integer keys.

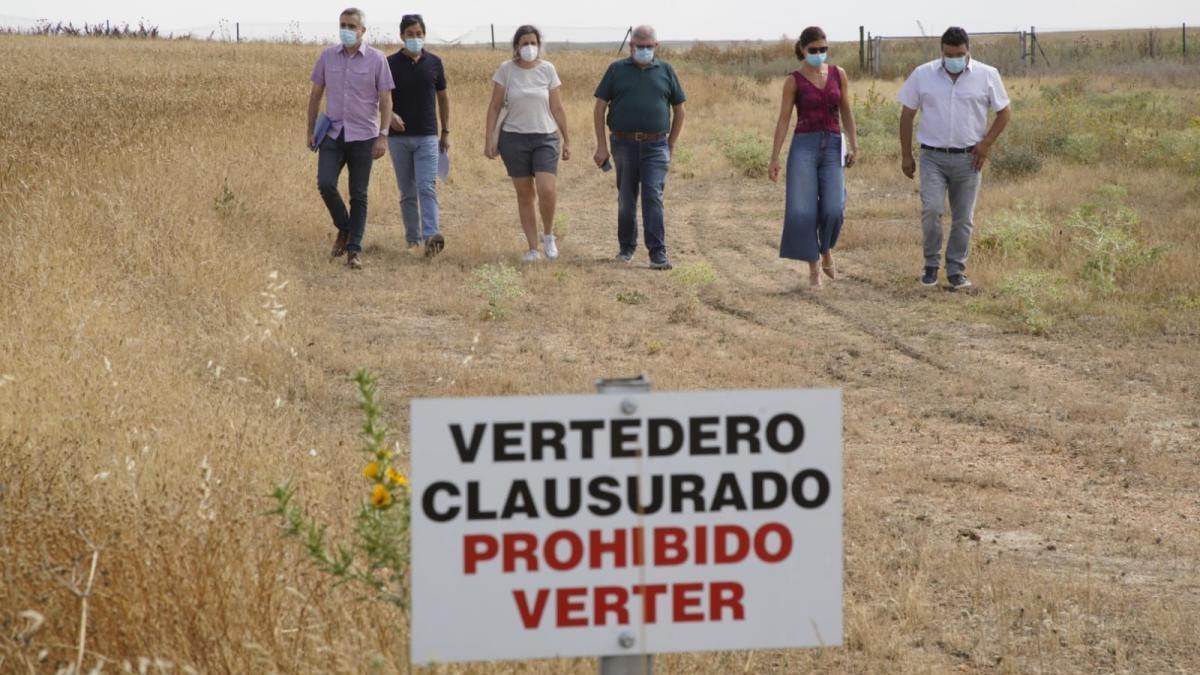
[{"left": 601, "top": 158, "right": 612, "bottom": 172}]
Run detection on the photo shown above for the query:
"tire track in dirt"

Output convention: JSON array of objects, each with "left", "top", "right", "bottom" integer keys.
[
  {"left": 666, "top": 175, "right": 1200, "bottom": 605},
  {"left": 674, "top": 176, "right": 1198, "bottom": 473}
]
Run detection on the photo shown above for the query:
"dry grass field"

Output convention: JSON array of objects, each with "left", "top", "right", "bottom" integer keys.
[{"left": 1, "top": 35, "right": 1198, "bottom": 674}]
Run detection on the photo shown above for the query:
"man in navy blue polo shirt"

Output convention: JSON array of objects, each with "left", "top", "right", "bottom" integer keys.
[
  {"left": 593, "top": 25, "right": 687, "bottom": 270},
  {"left": 387, "top": 14, "right": 451, "bottom": 257}
]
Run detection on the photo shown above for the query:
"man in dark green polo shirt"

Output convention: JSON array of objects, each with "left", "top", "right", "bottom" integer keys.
[{"left": 593, "top": 25, "right": 687, "bottom": 270}]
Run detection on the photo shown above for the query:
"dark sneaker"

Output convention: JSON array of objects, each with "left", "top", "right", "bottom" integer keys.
[
  {"left": 425, "top": 233, "right": 445, "bottom": 258},
  {"left": 920, "top": 267, "right": 939, "bottom": 287},
  {"left": 649, "top": 251, "right": 673, "bottom": 271},
  {"left": 948, "top": 273, "right": 972, "bottom": 290},
  {"left": 331, "top": 229, "right": 349, "bottom": 257},
  {"left": 347, "top": 252, "right": 363, "bottom": 270},
  {"left": 615, "top": 249, "right": 635, "bottom": 263}
]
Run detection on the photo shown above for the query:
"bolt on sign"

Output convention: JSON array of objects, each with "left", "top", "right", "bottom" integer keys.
[{"left": 410, "top": 389, "right": 842, "bottom": 664}]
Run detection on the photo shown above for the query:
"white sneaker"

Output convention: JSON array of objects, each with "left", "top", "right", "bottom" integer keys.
[
  {"left": 521, "top": 249, "right": 542, "bottom": 263},
  {"left": 543, "top": 234, "right": 559, "bottom": 260}
]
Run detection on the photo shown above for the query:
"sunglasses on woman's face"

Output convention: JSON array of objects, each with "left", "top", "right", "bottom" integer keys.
[{"left": 807, "top": 46, "right": 828, "bottom": 54}]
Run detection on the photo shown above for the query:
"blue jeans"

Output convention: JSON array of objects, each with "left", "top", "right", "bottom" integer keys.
[
  {"left": 317, "top": 131, "right": 375, "bottom": 254},
  {"left": 780, "top": 132, "right": 845, "bottom": 262},
  {"left": 611, "top": 136, "right": 670, "bottom": 255},
  {"left": 387, "top": 134, "right": 440, "bottom": 243}
]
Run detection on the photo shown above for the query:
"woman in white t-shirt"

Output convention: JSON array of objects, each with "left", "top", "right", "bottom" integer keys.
[{"left": 484, "top": 25, "right": 571, "bottom": 262}]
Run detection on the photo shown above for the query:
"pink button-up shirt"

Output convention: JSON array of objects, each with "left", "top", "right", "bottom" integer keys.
[{"left": 310, "top": 43, "right": 395, "bottom": 143}]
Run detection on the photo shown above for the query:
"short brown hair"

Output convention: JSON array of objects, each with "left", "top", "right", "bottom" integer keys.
[{"left": 795, "top": 26, "right": 827, "bottom": 59}]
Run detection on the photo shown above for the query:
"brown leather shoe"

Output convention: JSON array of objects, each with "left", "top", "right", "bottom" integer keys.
[
  {"left": 346, "top": 252, "right": 362, "bottom": 270},
  {"left": 331, "top": 229, "right": 349, "bottom": 257}
]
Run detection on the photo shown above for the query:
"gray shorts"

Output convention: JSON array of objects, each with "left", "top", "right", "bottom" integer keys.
[{"left": 498, "top": 131, "right": 560, "bottom": 177}]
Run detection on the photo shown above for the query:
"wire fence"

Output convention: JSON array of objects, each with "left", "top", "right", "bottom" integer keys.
[
  {"left": 0, "top": 16, "right": 630, "bottom": 48},
  {"left": 859, "top": 23, "right": 1197, "bottom": 78}
]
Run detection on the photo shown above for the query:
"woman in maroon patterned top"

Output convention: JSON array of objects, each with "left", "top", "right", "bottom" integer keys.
[{"left": 768, "top": 26, "right": 859, "bottom": 289}]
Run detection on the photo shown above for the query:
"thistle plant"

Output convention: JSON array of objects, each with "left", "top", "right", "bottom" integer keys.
[{"left": 267, "top": 369, "right": 410, "bottom": 607}]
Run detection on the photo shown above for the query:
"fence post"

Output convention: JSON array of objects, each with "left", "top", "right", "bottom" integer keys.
[
  {"left": 235, "top": 22, "right": 240, "bottom": 43},
  {"left": 1018, "top": 31, "right": 1026, "bottom": 69},
  {"left": 859, "top": 26, "right": 865, "bottom": 71},
  {"left": 1030, "top": 26, "right": 1036, "bottom": 66},
  {"left": 1184, "top": 23, "right": 1188, "bottom": 55},
  {"left": 595, "top": 375, "right": 654, "bottom": 675},
  {"left": 490, "top": 24, "right": 495, "bottom": 49}
]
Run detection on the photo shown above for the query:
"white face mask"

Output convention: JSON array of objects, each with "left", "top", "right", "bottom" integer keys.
[{"left": 519, "top": 45, "right": 539, "bottom": 62}]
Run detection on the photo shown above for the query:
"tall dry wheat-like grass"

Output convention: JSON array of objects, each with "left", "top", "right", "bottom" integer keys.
[{"left": 1, "top": 35, "right": 1197, "bottom": 674}]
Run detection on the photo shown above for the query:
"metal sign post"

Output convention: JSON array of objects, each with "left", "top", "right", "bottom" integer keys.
[{"left": 595, "top": 374, "right": 653, "bottom": 675}]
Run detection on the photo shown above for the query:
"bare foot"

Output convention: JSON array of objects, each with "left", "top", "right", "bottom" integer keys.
[
  {"left": 821, "top": 253, "right": 837, "bottom": 280},
  {"left": 808, "top": 265, "right": 823, "bottom": 289}
]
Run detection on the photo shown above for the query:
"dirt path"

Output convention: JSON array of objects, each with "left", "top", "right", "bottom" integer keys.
[{"left": 293, "top": 171, "right": 1199, "bottom": 672}]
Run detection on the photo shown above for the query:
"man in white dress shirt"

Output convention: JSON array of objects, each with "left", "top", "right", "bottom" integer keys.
[{"left": 897, "top": 26, "right": 1011, "bottom": 290}]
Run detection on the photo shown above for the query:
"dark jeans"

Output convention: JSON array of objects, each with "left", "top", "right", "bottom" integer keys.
[
  {"left": 611, "top": 136, "right": 670, "bottom": 255},
  {"left": 317, "top": 131, "right": 375, "bottom": 254}
]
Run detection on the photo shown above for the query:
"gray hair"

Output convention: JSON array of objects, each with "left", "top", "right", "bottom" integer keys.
[
  {"left": 632, "top": 25, "right": 657, "bottom": 42},
  {"left": 340, "top": 7, "right": 366, "bottom": 25}
]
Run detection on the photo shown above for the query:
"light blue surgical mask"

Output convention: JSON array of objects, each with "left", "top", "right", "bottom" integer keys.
[
  {"left": 943, "top": 55, "right": 967, "bottom": 74},
  {"left": 339, "top": 29, "right": 359, "bottom": 48},
  {"left": 404, "top": 37, "right": 424, "bottom": 53},
  {"left": 805, "top": 52, "right": 827, "bottom": 67},
  {"left": 633, "top": 47, "right": 655, "bottom": 65}
]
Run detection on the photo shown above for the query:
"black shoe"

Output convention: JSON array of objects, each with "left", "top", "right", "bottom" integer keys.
[
  {"left": 649, "top": 251, "right": 673, "bottom": 270},
  {"left": 948, "top": 273, "right": 972, "bottom": 290},
  {"left": 920, "top": 267, "right": 939, "bottom": 287},
  {"left": 615, "top": 249, "right": 635, "bottom": 263},
  {"left": 425, "top": 233, "right": 445, "bottom": 258}
]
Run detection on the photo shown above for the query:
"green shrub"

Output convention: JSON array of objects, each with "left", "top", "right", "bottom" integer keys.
[
  {"left": 991, "top": 144, "right": 1043, "bottom": 179},
  {"left": 473, "top": 262, "right": 524, "bottom": 319},
  {"left": 1068, "top": 186, "right": 1166, "bottom": 292},
  {"left": 718, "top": 130, "right": 771, "bottom": 178},
  {"left": 669, "top": 261, "right": 717, "bottom": 293},
  {"left": 997, "top": 270, "right": 1065, "bottom": 335},
  {"left": 975, "top": 204, "right": 1052, "bottom": 258},
  {"left": 616, "top": 289, "right": 648, "bottom": 305}
]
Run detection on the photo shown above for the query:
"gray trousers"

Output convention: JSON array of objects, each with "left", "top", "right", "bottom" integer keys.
[{"left": 920, "top": 149, "right": 982, "bottom": 276}]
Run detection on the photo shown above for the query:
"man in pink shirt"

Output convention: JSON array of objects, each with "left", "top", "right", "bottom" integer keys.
[{"left": 307, "top": 7, "right": 395, "bottom": 270}]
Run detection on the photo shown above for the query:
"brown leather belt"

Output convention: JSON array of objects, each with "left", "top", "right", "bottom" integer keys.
[{"left": 612, "top": 131, "right": 667, "bottom": 141}]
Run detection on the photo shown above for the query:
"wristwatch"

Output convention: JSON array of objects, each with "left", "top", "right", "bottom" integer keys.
[
  {"left": 379, "top": 127, "right": 389, "bottom": 137},
  {"left": 441, "top": 129, "right": 449, "bottom": 135}
]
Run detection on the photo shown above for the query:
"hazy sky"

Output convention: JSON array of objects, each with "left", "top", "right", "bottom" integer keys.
[{"left": 1, "top": 0, "right": 1193, "bottom": 41}]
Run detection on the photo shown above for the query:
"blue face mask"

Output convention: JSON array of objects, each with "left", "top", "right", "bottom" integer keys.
[
  {"left": 404, "top": 37, "right": 424, "bottom": 53},
  {"left": 943, "top": 55, "right": 967, "bottom": 74},
  {"left": 805, "top": 52, "right": 827, "bottom": 67},
  {"left": 633, "top": 47, "right": 655, "bottom": 65},
  {"left": 339, "top": 29, "right": 359, "bottom": 48}
]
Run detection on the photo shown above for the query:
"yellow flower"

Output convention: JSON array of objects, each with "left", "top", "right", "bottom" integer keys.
[
  {"left": 386, "top": 468, "right": 408, "bottom": 487},
  {"left": 370, "top": 484, "right": 393, "bottom": 508},
  {"left": 375, "top": 449, "right": 393, "bottom": 461},
  {"left": 363, "top": 462, "right": 381, "bottom": 479}
]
